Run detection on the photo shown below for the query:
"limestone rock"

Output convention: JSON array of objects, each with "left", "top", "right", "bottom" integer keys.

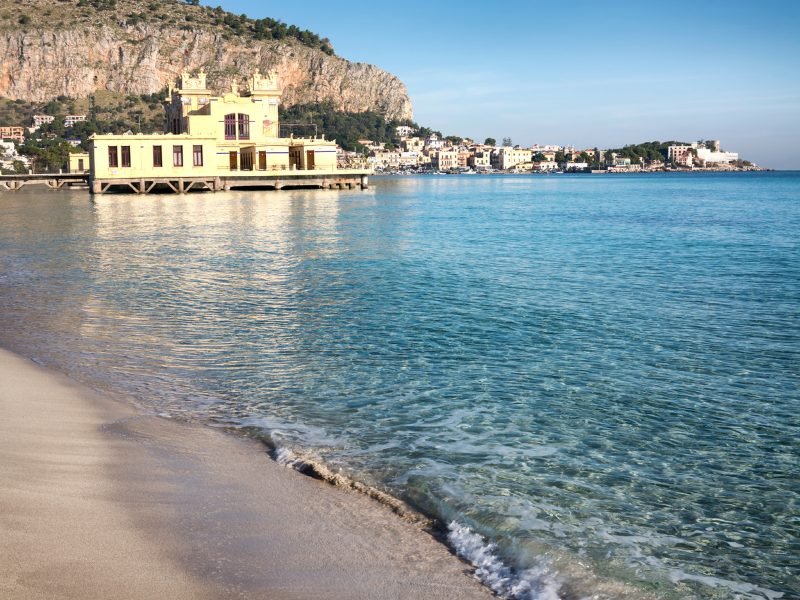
[{"left": 0, "top": 24, "right": 413, "bottom": 120}]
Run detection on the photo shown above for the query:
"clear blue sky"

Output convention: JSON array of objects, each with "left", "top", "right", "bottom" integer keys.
[{"left": 212, "top": 0, "right": 799, "bottom": 168}]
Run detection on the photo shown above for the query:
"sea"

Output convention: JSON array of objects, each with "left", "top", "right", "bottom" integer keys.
[{"left": 0, "top": 172, "right": 797, "bottom": 600}]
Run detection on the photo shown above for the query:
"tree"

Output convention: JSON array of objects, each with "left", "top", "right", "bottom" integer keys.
[
  {"left": 502, "top": 137, "right": 512, "bottom": 147},
  {"left": 484, "top": 137, "right": 496, "bottom": 146}
]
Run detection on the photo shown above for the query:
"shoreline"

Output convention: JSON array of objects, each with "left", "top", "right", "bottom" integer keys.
[{"left": 0, "top": 346, "right": 493, "bottom": 599}]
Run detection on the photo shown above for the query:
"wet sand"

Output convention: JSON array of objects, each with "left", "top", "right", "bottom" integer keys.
[{"left": 0, "top": 347, "right": 493, "bottom": 599}]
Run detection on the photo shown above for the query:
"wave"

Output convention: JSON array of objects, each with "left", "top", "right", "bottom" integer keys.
[
  {"left": 447, "top": 521, "right": 562, "bottom": 600},
  {"left": 270, "top": 443, "right": 564, "bottom": 599}
]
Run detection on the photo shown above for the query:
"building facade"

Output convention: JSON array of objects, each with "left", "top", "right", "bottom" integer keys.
[
  {"left": 64, "top": 115, "right": 87, "bottom": 128},
  {"left": 0, "top": 126, "right": 25, "bottom": 142},
  {"left": 89, "top": 70, "right": 341, "bottom": 189},
  {"left": 491, "top": 147, "right": 533, "bottom": 170}
]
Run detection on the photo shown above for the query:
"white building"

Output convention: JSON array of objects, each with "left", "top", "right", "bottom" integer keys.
[
  {"left": 565, "top": 161, "right": 589, "bottom": 171},
  {"left": 32, "top": 115, "right": 55, "bottom": 128},
  {"left": 424, "top": 134, "right": 445, "bottom": 150},
  {"left": 530, "top": 144, "right": 562, "bottom": 153},
  {"left": 64, "top": 115, "right": 87, "bottom": 128},
  {"left": 395, "top": 125, "right": 415, "bottom": 139},
  {"left": 695, "top": 147, "right": 738, "bottom": 164}
]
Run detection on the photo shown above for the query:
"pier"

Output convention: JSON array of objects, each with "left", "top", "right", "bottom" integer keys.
[
  {"left": 0, "top": 173, "right": 89, "bottom": 191},
  {"left": 0, "top": 170, "right": 369, "bottom": 194},
  {"left": 89, "top": 169, "right": 369, "bottom": 194}
]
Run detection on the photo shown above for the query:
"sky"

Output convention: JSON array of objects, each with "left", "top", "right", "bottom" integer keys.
[{"left": 213, "top": 0, "right": 800, "bottom": 168}]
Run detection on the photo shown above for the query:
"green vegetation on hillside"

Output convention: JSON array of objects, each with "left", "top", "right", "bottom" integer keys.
[
  {"left": 0, "top": 0, "right": 334, "bottom": 55},
  {"left": 604, "top": 141, "right": 691, "bottom": 164},
  {"left": 279, "top": 101, "right": 418, "bottom": 151},
  {"left": 0, "top": 90, "right": 169, "bottom": 172}
]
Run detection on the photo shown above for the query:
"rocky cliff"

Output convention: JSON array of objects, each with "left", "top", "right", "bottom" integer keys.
[{"left": 0, "top": 4, "right": 412, "bottom": 120}]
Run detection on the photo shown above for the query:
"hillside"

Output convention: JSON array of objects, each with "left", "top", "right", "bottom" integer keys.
[{"left": 0, "top": 0, "right": 412, "bottom": 120}]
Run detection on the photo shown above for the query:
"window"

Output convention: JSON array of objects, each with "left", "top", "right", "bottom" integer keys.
[
  {"left": 173, "top": 145, "right": 183, "bottom": 167},
  {"left": 171, "top": 118, "right": 181, "bottom": 135},
  {"left": 153, "top": 146, "right": 162, "bottom": 168},
  {"left": 193, "top": 145, "right": 203, "bottom": 167},
  {"left": 224, "top": 113, "right": 236, "bottom": 140},
  {"left": 108, "top": 146, "right": 118, "bottom": 168},
  {"left": 121, "top": 146, "right": 131, "bottom": 168},
  {"left": 237, "top": 114, "right": 250, "bottom": 140}
]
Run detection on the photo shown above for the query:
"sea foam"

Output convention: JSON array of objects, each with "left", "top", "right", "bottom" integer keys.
[{"left": 447, "top": 521, "right": 562, "bottom": 600}]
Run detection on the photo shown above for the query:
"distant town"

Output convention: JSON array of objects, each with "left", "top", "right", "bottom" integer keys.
[
  {"left": 0, "top": 114, "right": 763, "bottom": 176},
  {"left": 348, "top": 125, "right": 763, "bottom": 174}
]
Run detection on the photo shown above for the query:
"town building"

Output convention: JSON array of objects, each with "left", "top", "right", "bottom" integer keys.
[
  {"left": 612, "top": 156, "right": 632, "bottom": 167},
  {"left": 0, "top": 126, "right": 25, "bottom": 143},
  {"left": 395, "top": 125, "right": 415, "bottom": 139},
  {"left": 565, "top": 161, "right": 589, "bottom": 171},
  {"left": 69, "top": 152, "right": 90, "bottom": 173},
  {"left": 468, "top": 150, "right": 492, "bottom": 171},
  {"left": 64, "top": 115, "right": 87, "bottom": 128},
  {"left": 424, "top": 134, "right": 445, "bottom": 150},
  {"left": 88, "top": 70, "right": 366, "bottom": 194},
  {"left": 402, "top": 137, "right": 424, "bottom": 153},
  {"left": 369, "top": 149, "right": 402, "bottom": 170},
  {"left": 667, "top": 145, "right": 694, "bottom": 167},
  {"left": 491, "top": 147, "right": 533, "bottom": 170},
  {"left": 457, "top": 149, "right": 471, "bottom": 169},
  {"left": 695, "top": 147, "right": 738, "bottom": 164},
  {"left": 430, "top": 149, "right": 459, "bottom": 171},
  {"left": 32, "top": 115, "right": 55, "bottom": 128}
]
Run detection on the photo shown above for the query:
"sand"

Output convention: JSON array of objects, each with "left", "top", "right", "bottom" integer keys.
[{"left": 0, "top": 347, "right": 493, "bottom": 599}]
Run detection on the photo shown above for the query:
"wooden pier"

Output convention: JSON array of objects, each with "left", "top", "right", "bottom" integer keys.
[{"left": 0, "top": 173, "right": 89, "bottom": 191}]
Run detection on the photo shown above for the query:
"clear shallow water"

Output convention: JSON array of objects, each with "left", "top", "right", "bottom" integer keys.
[{"left": 0, "top": 173, "right": 798, "bottom": 599}]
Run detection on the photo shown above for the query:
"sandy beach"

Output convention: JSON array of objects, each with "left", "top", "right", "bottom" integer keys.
[{"left": 0, "top": 347, "right": 492, "bottom": 599}]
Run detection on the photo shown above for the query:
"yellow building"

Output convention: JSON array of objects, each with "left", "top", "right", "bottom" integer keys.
[
  {"left": 88, "top": 69, "right": 364, "bottom": 194},
  {"left": 68, "top": 152, "right": 90, "bottom": 173}
]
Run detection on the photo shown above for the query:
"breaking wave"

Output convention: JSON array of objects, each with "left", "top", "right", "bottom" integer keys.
[{"left": 448, "top": 521, "right": 562, "bottom": 600}]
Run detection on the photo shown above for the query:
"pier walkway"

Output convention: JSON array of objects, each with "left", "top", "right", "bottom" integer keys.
[
  {"left": 0, "top": 173, "right": 89, "bottom": 191},
  {"left": 0, "top": 170, "right": 369, "bottom": 194}
]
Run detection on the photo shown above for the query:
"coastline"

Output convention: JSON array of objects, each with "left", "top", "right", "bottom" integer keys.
[{"left": 0, "top": 346, "right": 493, "bottom": 599}]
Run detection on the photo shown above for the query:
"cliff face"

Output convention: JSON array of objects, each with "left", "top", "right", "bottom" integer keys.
[{"left": 0, "top": 25, "right": 413, "bottom": 120}]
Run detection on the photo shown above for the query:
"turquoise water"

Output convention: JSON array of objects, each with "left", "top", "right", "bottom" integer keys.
[{"left": 0, "top": 173, "right": 797, "bottom": 599}]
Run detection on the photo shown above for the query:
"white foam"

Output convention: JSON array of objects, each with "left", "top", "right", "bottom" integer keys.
[
  {"left": 447, "top": 521, "right": 562, "bottom": 600},
  {"left": 273, "top": 447, "right": 308, "bottom": 470}
]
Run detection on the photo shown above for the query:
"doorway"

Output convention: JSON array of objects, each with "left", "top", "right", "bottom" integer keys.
[
  {"left": 306, "top": 150, "right": 315, "bottom": 170},
  {"left": 229, "top": 151, "right": 238, "bottom": 171}
]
